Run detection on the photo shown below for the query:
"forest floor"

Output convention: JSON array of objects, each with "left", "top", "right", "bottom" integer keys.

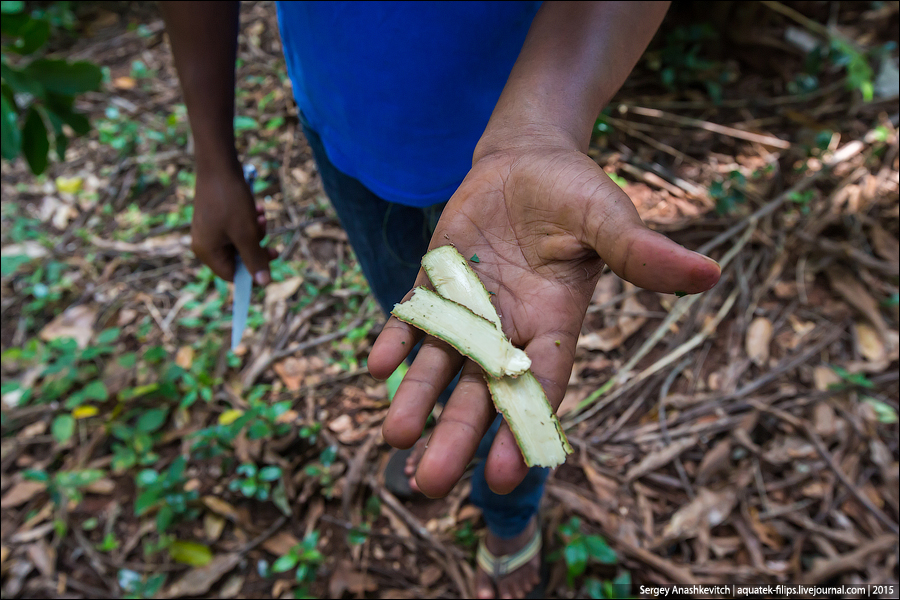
[{"left": 1, "top": 2, "right": 898, "bottom": 598}]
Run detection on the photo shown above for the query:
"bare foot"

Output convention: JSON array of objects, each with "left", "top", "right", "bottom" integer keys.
[
  {"left": 403, "top": 438, "right": 428, "bottom": 493},
  {"left": 475, "top": 517, "right": 542, "bottom": 599}
]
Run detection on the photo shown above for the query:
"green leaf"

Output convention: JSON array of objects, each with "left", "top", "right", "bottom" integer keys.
[
  {"left": 1, "top": 1, "right": 24, "bottom": 14},
  {"left": 96, "top": 328, "right": 120, "bottom": 345},
  {"left": 22, "top": 106, "right": 48, "bottom": 174},
  {"left": 259, "top": 466, "right": 282, "bottom": 482},
  {"left": 52, "top": 414, "right": 75, "bottom": 442},
  {"left": 1, "top": 92, "right": 20, "bottom": 160},
  {"left": 134, "top": 489, "right": 159, "bottom": 515},
  {"left": 239, "top": 478, "right": 257, "bottom": 497},
  {"left": 81, "top": 380, "right": 109, "bottom": 402},
  {"left": 385, "top": 362, "right": 407, "bottom": 401},
  {"left": 272, "top": 552, "right": 299, "bottom": 573},
  {"left": 470, "top": 254, "right": 480, "bottom": 263},
  {"left": 136, "top": 408, "right": 168, "bottom": 433},
  {"left": 863, "top": 398, "right": 898, "bottom": 424},
  {"left": 169, "top": 540, "right": 213, "bottom": 566},
  {"left": 25, "top": 59, "right": 103, "bottom": 95},
  {"left": 611, "top": 571, "right": 631, "bottom": 599},
  {"left": 233, "top": 115, "right": 257, "bottom": 132},
  {"left": 136, "top": 469, "right": 159, "bottom": 487},
  {"left": 347, "top": 527, "right": 368, "bottom": 545},
  {"left": 10, "top": 18, "right": 50, "bottom": 55},
  {"left": 564, "top": 539, "right": 588, "bottom": 579},
  {"left": 585, "top": 535, "right": 617, "bottom": 564}
]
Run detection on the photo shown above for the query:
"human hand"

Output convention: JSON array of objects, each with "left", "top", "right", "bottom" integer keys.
[
  {"left": 368, "top": 143, "right": 721, "bottom": 498},
  {"left": 190, "top": 166, "right": 275, "bottom": 285}
]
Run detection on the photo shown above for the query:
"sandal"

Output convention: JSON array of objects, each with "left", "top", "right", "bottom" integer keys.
[{"left": 476, "top": 521, "right": 548, "bottom": 599}]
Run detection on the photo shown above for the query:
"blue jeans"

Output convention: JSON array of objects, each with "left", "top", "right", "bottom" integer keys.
[{"left": 300, "top": 117, "right": 548, "bottom": 539}]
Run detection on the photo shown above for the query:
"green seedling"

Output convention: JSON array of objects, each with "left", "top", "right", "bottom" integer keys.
[
  {"left": 229, "top": 463, "right": 283, "bottom": 501},
  {"left": 271, "top": 531, "right": 324, "bottom": 599}
]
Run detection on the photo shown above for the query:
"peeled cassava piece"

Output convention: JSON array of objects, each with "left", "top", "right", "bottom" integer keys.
[
  {"left": 391, "top": 245, "right": 572, "bottom": 467},
  {"left": 392, "top": 287, "right": 531, "bottom": 378}
]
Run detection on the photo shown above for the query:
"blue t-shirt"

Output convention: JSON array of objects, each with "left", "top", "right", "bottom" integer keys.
[{"left": 275, "top": 1, "right": 542, "bottom": 207}]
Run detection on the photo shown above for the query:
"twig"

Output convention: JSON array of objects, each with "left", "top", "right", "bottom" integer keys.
[
  {"left": 754, "top": 402, "right": 898, "bottom": 535},
  {"left": 802, "top": 424, "right": 899, "bottom": 535},
  {"left": 658, "top": 357, "right": 695, "bottom": 499},
  {"left": 624, "top": 106, "right": 792, "bottom": 148},
  {"left": 802, "top": 534, "right": 898, "bottom": 585}
]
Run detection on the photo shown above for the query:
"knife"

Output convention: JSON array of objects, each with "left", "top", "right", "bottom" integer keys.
[{"left": 231, "top": 164, "right": 258, "bottom": 351}]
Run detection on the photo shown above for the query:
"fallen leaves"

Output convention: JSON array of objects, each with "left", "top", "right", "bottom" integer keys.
[{"left": 38, "top": 304, "right": 97, "bottom": 348}]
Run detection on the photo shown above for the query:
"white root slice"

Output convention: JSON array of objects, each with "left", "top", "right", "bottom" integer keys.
[
  {"left": 392, "top": 287, "right": 531, "bottom": 378},
  {"left": 486, "top": 371, "right": 573, "bottom": 467},
  {"left": 415, "top": 245, "right": 572, "bottom": 468},
  {"left": 422, "top": 245, "right": 502, "bottom": 330}
]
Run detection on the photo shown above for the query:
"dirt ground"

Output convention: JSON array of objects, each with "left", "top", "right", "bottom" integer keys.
[{"left": 1, "top": 2, "right": 898, "bottom": 598}]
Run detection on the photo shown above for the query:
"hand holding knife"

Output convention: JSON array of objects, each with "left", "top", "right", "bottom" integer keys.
[{"left": 231, "top": 164, "right": 258, "bottom": 351}]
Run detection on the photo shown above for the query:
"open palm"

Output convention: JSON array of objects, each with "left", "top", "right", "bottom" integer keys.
[{"left": 369, "top": 146, "right": 721, "bottom": 498}]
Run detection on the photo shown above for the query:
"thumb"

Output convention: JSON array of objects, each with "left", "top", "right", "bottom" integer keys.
[
  {"left": 232, "top": 225, "right": 272, "bottom": 286},
  {"left": 582, "top": 175, "right": 721, "bottom": 294}
]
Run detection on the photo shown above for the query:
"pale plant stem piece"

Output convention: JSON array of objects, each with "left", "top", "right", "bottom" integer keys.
[
  {"left": 403, "top": 245, "right": 571, "bottom": 467},
  {"left": 392, "top": 287, "right": 530, "bottom": 378}
]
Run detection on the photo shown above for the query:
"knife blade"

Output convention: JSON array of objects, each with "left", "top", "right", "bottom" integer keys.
[{"left": 231, "top": 164, "right": 258, "bottom": 351}]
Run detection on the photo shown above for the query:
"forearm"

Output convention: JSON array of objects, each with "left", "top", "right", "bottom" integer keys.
[
  {"left": 159, "top": 1, "right": 242, "bottom": 175},
  {"left": 475, "top": 0, "right": 669, "bottom": 160}
]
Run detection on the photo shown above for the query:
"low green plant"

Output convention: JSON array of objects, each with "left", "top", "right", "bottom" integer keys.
[
  {"left": 710, "top": 170, "right": 747, "bottom": 215},
  {"left": 134, "top": 456, "right": 199, "bottom": 533},
  {"left": 271, "top": 531, "right": 324, "bottom": 598},
  {"left": 1, "top": 0, "right": 102, "bottom": 174},
  {"left": 229, "top": 462, "right": 282, "bottom": 501},
  {"left": 117, "top": 568, "right": 166, "bottom": 600},
  {"left": 554, "top": 517, "right": 630, "bottom": 598}
]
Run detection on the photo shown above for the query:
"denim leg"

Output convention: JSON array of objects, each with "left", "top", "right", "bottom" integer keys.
[
  {"left": 470, "top": 415, "right": 549, "bottom": 539},
  {"left": 301, "top": 120, "right": 439, "bottom": 315},
  {"left": 300, "top": 118, "right": 546, "bottom": 540}
]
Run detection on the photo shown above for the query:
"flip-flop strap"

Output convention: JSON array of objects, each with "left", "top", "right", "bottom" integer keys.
[{"left": 476, "top": 526, "right": 542, "bottom": 580}]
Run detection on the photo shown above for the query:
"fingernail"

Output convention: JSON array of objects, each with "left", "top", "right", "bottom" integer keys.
[{"left": 254, "top": 271, "right": 271, "bottom": 286}]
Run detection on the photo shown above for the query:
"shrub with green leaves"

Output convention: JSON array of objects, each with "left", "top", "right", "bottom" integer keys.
[{"left": 1, "top": 0, "right": 102, "bottom": 174}]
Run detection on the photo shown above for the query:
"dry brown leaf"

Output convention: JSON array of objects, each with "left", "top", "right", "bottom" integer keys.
[
  {"left": 658, "top": 487, "right": 737, "bottom": 543},
  {"left": 813, "top": 402, "right": 837, "bottom": 438},
  {"left": 625, "top": 436, "right": 697, "bottom": 482},
  {"left": 801, "top": 482, "right": 828, "bottom": 498},
  {"left": 175, "top": 346, "right": 195, "bottom": 370},
  {"left": 84, "top": 478, "right": 116, "bottom": 495},
  {"left": 2, "top": 241, "right": 48, "bottom": 260},
  {"left": 201, "top": 496, "right": 239, "bottom": 522},
  {"left": 328, "top": 560, "right": 378, "bottom": 597},
  {"left": 695, "top": 438, "right": 732, "bottom": 485},
  {"left": 745, "top": 317, "right": 773, "bottom": 366},
  {"left": 265, "top": 276, "right": 304, "bottom": 307},
  {"left": 113, "top": 76, "right": 136, "bottom": 89},
  {"left": 217, "top": 574, "right": 245, "bottom": 599},
  {"left": 582, "top": 461, "right": 618, "bottom": 500},
  {"left": 870, "top": 223, "right": 899, "bottom": 264},
  {"left": 419, "top": 564, "right": 443, "bottom": 587},
  {"left": 305, "top": 222, "right": 348, "bottom": 241},
  {"left": 25, "top": 541, "right": 56, "bottom": 578},
  {"left": 826, "top": 266, "right": 889, "bottom": 336},
  {"left": 1, "top": 481, "right": 46, "bottom": 508},
  {"left": 747, "top": 509, "right": 783, "bottom": 550},
  {"left": 272, "top": 357, "right": 308, "bottom": 392},
  {"left": 0, "top": 546, "right": 9, "bottom": 567},
  {"left": 161, "top": 552, "right": 241, "bottom": 598},
  {"left": 762, "top": 437, "right": 816, "bottom": 465},
  {"left": 853, "top": 321, "right": 886, "bottom": 362},
  {"left": 813, "top": 366, "right": 841, "bottom": 391},
  {"left": 328, "top": 414, "right": 353, "bottom": 434},
  {"left": 261, "top": 531, "right": 300, "bottom": 557},
  {"left": 578, "top": 294, "right": 648, "bottom": 352},
  {"left": 203, "top": 513, "right": 226, "bottom": 542},
  {"left": 39, "top": 304, "right": 97, "bottom": 348}
]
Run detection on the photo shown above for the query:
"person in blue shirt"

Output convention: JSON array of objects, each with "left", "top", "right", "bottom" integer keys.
[{"left": 161, "top": 2, "right": 720, "bottom": 598}]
